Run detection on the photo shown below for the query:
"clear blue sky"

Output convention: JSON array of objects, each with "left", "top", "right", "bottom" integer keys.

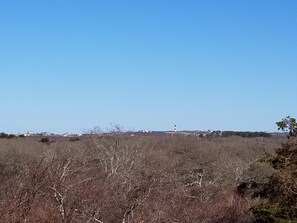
[{"left": 0, "top": 0, "right": 296, "bottom": 133}]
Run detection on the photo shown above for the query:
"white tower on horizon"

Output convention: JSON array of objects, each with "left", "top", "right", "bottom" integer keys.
[{"left": 174, "top": 125, "right": 177, "bottom": 132}]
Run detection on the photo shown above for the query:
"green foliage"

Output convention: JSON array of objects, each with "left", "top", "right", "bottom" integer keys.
[
  {"left": 0, "top": 132, "right": 15, "bottom": 139},
  {"left": 252, "top": 117, "right": 297, "bottom": 222},
  {"left": 251, "top": 203, "right": 292, "bottom": 223},
  {"left": 276, "top": 116, "right": 297, "bottom": 138},
  {"left": 222, "top": 131, "right": 271, "bottom": 138}
]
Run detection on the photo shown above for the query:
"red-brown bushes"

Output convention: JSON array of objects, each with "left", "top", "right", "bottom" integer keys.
[{"left": 0, "top": 134, "right": 282, "bottom": 222}]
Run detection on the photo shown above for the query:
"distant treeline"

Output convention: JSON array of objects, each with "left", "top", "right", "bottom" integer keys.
[
  {"left": 0, "top": 132, "right": 25, "bottom": 139},
  {"left": 0, "top": 132, "right": 16, "bottom": 139},
  {"left": 222, "top": 131, "right": 271, "bottom": 138}
]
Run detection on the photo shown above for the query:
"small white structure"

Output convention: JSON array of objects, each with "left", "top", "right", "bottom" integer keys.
[
  {"left": 174, "top": 125, "right": 177, "bottom": 132},
  {"left": 25, "top": 131, "right": 35, "bottom": 136}
]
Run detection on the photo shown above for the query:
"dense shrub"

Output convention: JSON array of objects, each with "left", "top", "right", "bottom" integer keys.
[
  {"left": 251, "top": 117, "right": 297, "bottom": 222},
  {"left": 69, "top": 137, "right": 79, "bottom": 142},
  {"left": 222, "top": 131, "right": 271, "bottom": 138},
  {"left": 40, "top": 137, "right": 50, "bottom": 143},
  {"left": 0, "top": 132, "right": 15, "bottom": 139}
]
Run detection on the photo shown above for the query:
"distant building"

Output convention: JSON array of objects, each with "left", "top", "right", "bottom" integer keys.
[{"left": 24, "top": 131, "right": 35, "bottom": 136}]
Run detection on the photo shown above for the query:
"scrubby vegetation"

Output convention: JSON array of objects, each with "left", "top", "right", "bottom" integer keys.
[
  {"left": 251, "top": 117, "right": 297, "bottom": 222},
  {"left": 0, "top": 132, "right": 16, "bottom": 139},
  {"left": 222, "top": 131, "right": 271, "bottom": 138},
  {"left": 0, "top": 118, "right": 293, "bottom": 222},
  {"left": 69, "top": 137, "right": 80, "bottom": 142},
  {"left": 40, "top": 137, "right": 50, "bottom": 143}
]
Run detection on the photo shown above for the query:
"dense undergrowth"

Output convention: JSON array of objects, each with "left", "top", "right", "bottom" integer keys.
[
  {"left": 251, "top": 117, "right": 297, "bottom": 223},
  {"left": 0, "top": 130, "right": 284, "bottom": 222}
]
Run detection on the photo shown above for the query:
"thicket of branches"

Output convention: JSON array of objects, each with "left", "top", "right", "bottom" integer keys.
[{"left": 0, "top": 131, "right": 282, "bottom": 222}]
